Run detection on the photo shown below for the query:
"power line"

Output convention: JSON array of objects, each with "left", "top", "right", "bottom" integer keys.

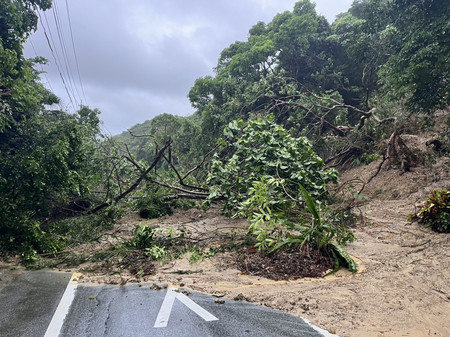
[
  {"left": 52, "top": 0, "right": 88, "bottom": 108},
  {"left": 38, "top": 9, "right": 77, "bottom": 111},
  {"left": 36, "top": 0, "right": 88, "bottom": 112},
  {"left": 29, "top": 37, "right": 70, "bottom": 112},
  {"left": 65, "top": 0, "right": 87, "bottom": 104},
  {"left": 28, "top": 38, "right": 56, "bottom": 94},
  {"left": 51, "top": 0, "right": 80, "bottom": 107}
]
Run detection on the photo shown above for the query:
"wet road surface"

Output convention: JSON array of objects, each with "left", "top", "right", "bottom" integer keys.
[{"left": 0, "top": 270, "right": 337, "bottom": 337}]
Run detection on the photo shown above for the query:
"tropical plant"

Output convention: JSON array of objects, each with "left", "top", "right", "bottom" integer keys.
[
  {"left": 409, "top": 190, "right": 450, "bottom": 233},
  {"left": 207, "top": 115, "right": 338, "bottom": 210},
  {"left": 206, "top": 115, "right": 356, "bottom": 271}
]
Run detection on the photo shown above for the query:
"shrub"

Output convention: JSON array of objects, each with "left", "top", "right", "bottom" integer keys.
[
  {"left": 409, "top": 190, "right": 450, "bottom": 233},
  {"left": 361, "top": 153, "right": 380, "bottom": 165},
  {"left": 207, "top": 115, "right": 338, "bottom": 211},
  {"left": 206, "top": 115, "right": 357, "bottom": 271}
]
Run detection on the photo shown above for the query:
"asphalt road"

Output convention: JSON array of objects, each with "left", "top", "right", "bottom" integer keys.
[
  {"left": 0, "top": 270, "right": 72, "bottom": 337},
  {"left": 0, "top": 270, "right": 337, "bottom": 337}
]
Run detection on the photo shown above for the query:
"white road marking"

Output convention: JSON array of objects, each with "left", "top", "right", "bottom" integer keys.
[
  {"left": 304, "top": 317, "right": 340, "bottom": 337},
  {"left": 154, "top": 287, "right": 219, "bottom": 328},
  {"left": 174, "top": 289, "right": 219, "bottom": 322},
  {"left": 153, "top": 286, "right": 177, "bottom": 328},
  {"left": 44, "top": 273, "right": 79, "bottom": 337}
]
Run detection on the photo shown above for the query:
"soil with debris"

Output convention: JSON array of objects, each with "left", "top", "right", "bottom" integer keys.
[
  {"left": 1, "top": 110, "right": 449, "bottom": 337},
  {"left": 237, "top": 246, "right": 335, "bottom": 280}
]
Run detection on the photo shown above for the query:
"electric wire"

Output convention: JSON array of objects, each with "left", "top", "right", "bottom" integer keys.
[
  {"left": 41, "top": 9, "right": 76, "bottom": 109},
  {"left": 29, "top": 37, "right": 68, "bottom": 112},
  {"left": 64, "top": 0, "right": 87, "bottom": 105},
  {"left": 28, "top": 0, "right": 90, "bottom": 116},
  {"left": 52, "top": 0, "right": 81, "bottom": 106},
  {"left": 28, "top": 38, "right": 55, "bottom": 94},
  {"left": 38, "top": 9, "right": 77, "bottom": 111},
  {"left": 36, "top": 0, "right": 89, "bottom": 112}
]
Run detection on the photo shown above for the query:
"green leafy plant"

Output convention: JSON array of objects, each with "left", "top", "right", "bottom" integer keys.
[
  {"left": 408, "top": 190, "right": 450, "bottom": 233},
  {"left": 120, "top": 225, "right": 193, "bottom": 264},
  {"left": 268, "top": 184, "right": 357, "bottom": 272},
  {"left": 328, "top": 242, "right": 358, "bottom": 273},
  {"left": 361, "top": 153, "right": 380, "bottom": 165},
  {"left": 127, "top": 225, "right": 158, "bottom": 249},
  {"left": 207, "top": 115, "right": 338, "bottom": 211},
  {"left": 145, "top": 246, "right": 168, "bottom": 261},
  {"left": 134, "top": 188, "right": 174, "bottom": 219},
  {"left": 237, "top": 177, "right": 288, "bottom": 251},
  {"left": 188, "top": 246, "right": 219, "bottom": 264},
  {"left": 207, "top": 116, "right": 356, "bottom": 272}
]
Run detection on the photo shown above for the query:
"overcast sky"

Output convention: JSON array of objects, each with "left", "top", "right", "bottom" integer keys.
[{"left": 24, "top": 0, "right": 353, "bottom": 135}]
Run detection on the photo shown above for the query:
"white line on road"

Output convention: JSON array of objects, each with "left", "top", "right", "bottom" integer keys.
[
  {"left": 44, "top": 273, "right": 79, "bottom": 337},
  {"left": 153, "top": 286, "right": 177, "bottom": 328},
  {"left": 304, "top": 317, "right": 340, "bottom": 337},
  {"left": 154, "top": 287, "right": 219, "bottom": 328},
  {"left": 175, "top": 289, "right": 219, "bottom": 322}
]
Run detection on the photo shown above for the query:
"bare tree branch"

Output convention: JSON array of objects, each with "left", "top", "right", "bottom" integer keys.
[
  {"left": 182, "top": 142, "right": 221, "bottom": 181},
  {"left": 161, "top": 153, "right": 209, "bottom": 192},
  {"left": 87, "top": 140, "right": 172, "bottom": 214}
]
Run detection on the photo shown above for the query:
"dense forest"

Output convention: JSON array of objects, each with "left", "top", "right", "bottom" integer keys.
[{"left": 1, "top": 0, "right": 449, "bottom": 263}]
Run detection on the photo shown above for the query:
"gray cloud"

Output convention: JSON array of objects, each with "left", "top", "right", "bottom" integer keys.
[{"left": 25, "top": 0, "right": 353, "bottom": 135}]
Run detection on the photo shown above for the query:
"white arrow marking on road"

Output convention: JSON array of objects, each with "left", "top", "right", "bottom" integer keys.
[{"left": 154, "top": 287, "right": 219, "bottom": 328}]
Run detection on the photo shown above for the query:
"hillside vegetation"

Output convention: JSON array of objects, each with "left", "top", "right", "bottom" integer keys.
[{"left": 0, "top": 0, "right": 449, "bottom": 264}]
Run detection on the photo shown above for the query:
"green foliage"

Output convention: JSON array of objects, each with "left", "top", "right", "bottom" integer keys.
[
  {"left": 207, "top": 115, "right": 338, "bottom": 211},
  {"left": 131, "top": 177, "right": 198, "bottom": 219},
  {"left": 0, "top": 0, "right": 52, "bottom": 58},
  {"left": 125, "top": 225, "right": 185, "bottom": 253},
  {"left": 189, "top": 0, "right": 449, "bottom": 158},
  {"left": 2, "top": 0, "right": 447, "bottom": 267},
  {"left": 104, "top": 224, "right": 220, "bottom": 275},
  {"left": 0, "top": 107, "right": 103, "bottom": 254},
  {"left": 409, "top": 190, "right": 450, "bottom": 233},
  {"left": 324, "top": 208, "right": 357, "bottom": 245},
  {"left": 0, "top": 1, "right": 116, "bottom": 256},
  {"left": 328, "top": 242, "right": 358, "bottom": 273},
  {"left": 1, "top": 0, "right": 55, "bottom": 131},
  {"left": 330, "top": 8, "right": 390, "bottom": 106},
  {"left": 145, "top": 245, "right": 168, "bottom": 261},
  {"left": 185, "top": 0, "right": 450, "bottom": 187},
  {"left": 189, "top": 1, "right": 345, "bottom": 152},
  {"left": 188, "top": 246, "right": 218, "bottom": 264},
  {"left": 114, "top": 113, "right": 201, "bottom": 170},
  {"left": 0, "top": 217, "right": 66, "bottom": 262},
  {"left": 296, "top": 185, "right": 357, "bottom": 272},
  {"left": 122, "top": 225, "right": 170, "bottom": 262},
  {"left": 119, "top": 224, "right": 218, "bottom": 265},
  {"left": 361, "top": 152, "right": 380, "bottom": 165},
  {"left": 206, "top": 116, "right": 356, "bottom": 271},
  {"left": 378, "top": 0, "right": 450, "bottom": 112},
  {"left": 267, "top": 184, "right": 357, "bottom": 272},
  {"left": 330, "top": 0, "right": 450, "bottom": 113},
  {"left": 127, "top": 225, "right": 158, "bottom": 249},
  {"left": 45, "top": 206, "right": 120, "bottom": 248},
  {"left": 136, "top": 193, "right": 173, "bottom": 219}
]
